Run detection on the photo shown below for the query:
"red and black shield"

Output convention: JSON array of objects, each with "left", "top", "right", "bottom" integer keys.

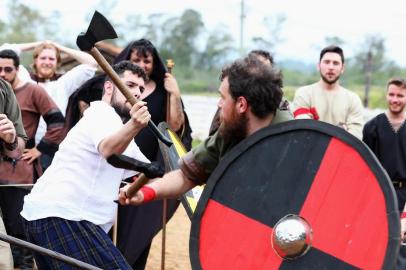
[{"left": 190, "top": 120, "right": 400, "bottom": 270}]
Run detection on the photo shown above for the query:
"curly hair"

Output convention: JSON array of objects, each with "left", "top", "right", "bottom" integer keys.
[
  {"left": 248, "top": 50, "right": 274, "bottom": 65},
  {"left": 220, "top": 56, "right": 283, "bottom": 117},
  {"left": 104, "top": 60, "right": 148, "bottom": 89}
]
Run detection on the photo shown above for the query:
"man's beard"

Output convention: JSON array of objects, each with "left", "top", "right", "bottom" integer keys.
[
  {"left": 1, "top": 77, "right": 15, "bottom": 86},
  {"left": 111, "top": 89, "right": 131, "bottom": 123},
  {"left": 218, "top": 112, "right": 248, "bottom": 144},
  {"left": 36, "top": 64, "right": 57, "bottom": 79},
  {"left": 388, "top": 103, "right": 406, "bottom": 115},
  {"left": 320, "top": 72, "right": 340, "bottom": 85},
  {"left": 113, "top": 104, "right": 130, "bottom": 122},
  {"left": 112, "top": 101, "right": 131, "bottom": 123}
]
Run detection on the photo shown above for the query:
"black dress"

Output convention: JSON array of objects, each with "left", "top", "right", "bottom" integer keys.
[
  {"left": 114, "top": 39, "right": 192, "bottom": 269},
  {"left": 116, "top": 83, "right": 182, "bottom": 269}
]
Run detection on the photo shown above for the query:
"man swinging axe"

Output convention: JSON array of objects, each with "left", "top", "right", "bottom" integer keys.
[{"left": 20, "top": 60, "right": 154, "bottom": 269}]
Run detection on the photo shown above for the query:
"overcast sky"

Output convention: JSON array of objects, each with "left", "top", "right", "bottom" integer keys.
[{"left": 2, "top": 0, "right": 406, "bottom": 67}]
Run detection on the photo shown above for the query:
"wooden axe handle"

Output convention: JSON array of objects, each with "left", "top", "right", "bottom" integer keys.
[
  {"left": 125, "top": 173, "right": 150, "bottom": 198},
  {"left": 90, "top": 47, "right": 137, "bottom": 105},
  {"left": 89, "top": 47, "right": 172, "bottom": 146}
]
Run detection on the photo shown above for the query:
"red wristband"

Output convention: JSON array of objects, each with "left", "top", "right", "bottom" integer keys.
[
  {"left": 401, "top": 212, "right": 406, "bottom": 219},
  {"left": 140, "top": 186, "right": 156, "bottom": 203}
]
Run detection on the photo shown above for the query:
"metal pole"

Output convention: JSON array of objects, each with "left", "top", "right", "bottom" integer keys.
[
  {"left": 0, "top": 233, "right": 102, "bottom": 270},
  {"left": 240, "top": 0, "right": 246, "bottom": 56}
]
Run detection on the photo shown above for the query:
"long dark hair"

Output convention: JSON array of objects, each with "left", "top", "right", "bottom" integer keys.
[{"left": 114, "top": 39, "right": 167, "bottom": 89}]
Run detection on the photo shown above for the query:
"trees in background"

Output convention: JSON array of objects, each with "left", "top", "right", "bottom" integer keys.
[
  {"left": 251, "top": 14, "right": 286, "bottom": 53},
  {"left": 0, "top": 1, "right": 59, "bottom": 44},
  {"left": 1, "top": 1, "right": 406, "bottom": 107}
]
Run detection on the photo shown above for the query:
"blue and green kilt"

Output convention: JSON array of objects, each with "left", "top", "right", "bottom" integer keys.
[{"left": 22, "top": 217, "right": 132, "bottom": 270}]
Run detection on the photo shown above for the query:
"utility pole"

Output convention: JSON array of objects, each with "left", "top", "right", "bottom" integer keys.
[
  {"left": 364, "top": 51, "right": 373, "bottom": 108},
  {"left": 239, "top": 0, "right": 246, "bottom": 56}
]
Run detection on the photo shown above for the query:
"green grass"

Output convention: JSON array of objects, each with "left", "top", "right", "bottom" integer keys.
[{"left": 192, "top": 139, "right": 202, "bottom": 148}]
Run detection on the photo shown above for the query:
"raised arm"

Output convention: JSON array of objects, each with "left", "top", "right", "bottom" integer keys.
[
  {"left": 98, "top": 101, "right": 150, "bottom": 159},
  {"left": 15, "top": 41, "right": 44, "bottom": 52},
  {"left": 51, "top": 41, "right": 98, "bottom": 68},
  {"left": 0, "top": 41, "right": 42, "bottom": 55}
]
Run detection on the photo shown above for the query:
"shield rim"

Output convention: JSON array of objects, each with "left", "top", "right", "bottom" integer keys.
[
  {"left": 189, "top": 119, "right": 400, "bottom": 270},
  {"left": 157, "top": 122, "right": 198, "bottom": 219}
]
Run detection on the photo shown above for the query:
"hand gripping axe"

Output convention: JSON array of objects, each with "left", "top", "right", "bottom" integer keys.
[
  {"left": 107, "top": 154, "right": 165, "bottom": 197},
  {"left": 76, "top": 11, "right": 172, "bottom": 147}
]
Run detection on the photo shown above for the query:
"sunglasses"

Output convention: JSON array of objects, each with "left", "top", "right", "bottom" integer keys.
[{"left": 0, "top": 67, "right": 14, "bottom": 73}]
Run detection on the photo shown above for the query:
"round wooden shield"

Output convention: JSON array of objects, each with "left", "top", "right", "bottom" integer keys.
[{"left": 190, "top": 120, "right": 400, "bottom": 270}]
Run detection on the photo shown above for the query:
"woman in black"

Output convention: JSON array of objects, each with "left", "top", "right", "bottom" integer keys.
[{"left": 114, "top": 39, "right": 192, "bottom": 269}]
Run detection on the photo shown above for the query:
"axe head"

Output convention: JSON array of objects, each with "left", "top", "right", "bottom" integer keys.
[{"left": 77, "top": 10, "right": 118, "bottom": 51}]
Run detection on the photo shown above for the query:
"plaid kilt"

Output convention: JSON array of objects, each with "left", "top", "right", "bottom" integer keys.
[{"left": 22, "top": 217, "right": 132, "bottom": 270}]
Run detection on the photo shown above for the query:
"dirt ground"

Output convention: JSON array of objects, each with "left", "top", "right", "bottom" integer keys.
[{"left": 145, "top": 205, "right": 192, "bottom": 270}]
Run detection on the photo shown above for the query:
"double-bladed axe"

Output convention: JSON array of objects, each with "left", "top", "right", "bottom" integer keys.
[{"left": 76, "top": 11, "right": 172, "bottom": 147}]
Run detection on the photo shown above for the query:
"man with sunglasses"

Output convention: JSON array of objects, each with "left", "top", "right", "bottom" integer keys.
[{"left": 0, "top": 49, "right": 65, "bottom": 269}]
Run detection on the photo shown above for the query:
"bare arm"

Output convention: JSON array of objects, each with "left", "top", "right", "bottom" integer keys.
[
  {"left": 118, "top": 169, "right": 197, "bottom": 205},
  {"left": 16, "top": 41, "right": 43, "bottom": 52},
  {"left": 164, "top": 73, "right": 185, "bottom": 131},
  {"left": 98, "top": 101, "right": 150, "bottom": 158},
  {"left": 0, "top": 41, "right": 42, "bottom": 54},
  {"left": 51, "top": 41, "right": 98, "bottom": 68}
]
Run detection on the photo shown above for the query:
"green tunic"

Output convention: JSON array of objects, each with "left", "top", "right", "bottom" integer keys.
[{"left": 0, "top": 79, "right": 27, "bottom": 152}]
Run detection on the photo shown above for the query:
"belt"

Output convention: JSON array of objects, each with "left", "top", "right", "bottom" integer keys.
[
  {"left": 0, "top": 156, "right": 17, "bottom": 163},
  {"left": 392, "top": 181, "right": 404, "bottom": 189}
]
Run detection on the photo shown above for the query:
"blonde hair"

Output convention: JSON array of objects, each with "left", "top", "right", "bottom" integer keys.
[{"left": 32, "top": 42, "right": 61, "bottom": 72}]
